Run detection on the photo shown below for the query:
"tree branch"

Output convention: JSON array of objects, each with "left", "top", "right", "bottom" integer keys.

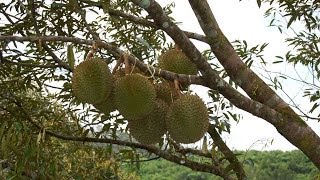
[
  {"left": 208, "top": 125, "right": 246, "bottom": 179},
  {"left": 0, "top": 35, "right": 295, "bottom": 130},
  {"left": 2, "top": 58, "right": 62, "bottom": 69},
  {"left": 78, "top": 0, "right": 208, "bottom": 43},
  {"left": 0, "top": 35, "right": 204, "bottom": 85},
  {"left": 26, "top": 0, "right": 72, "bottom": 72},
  {"left": 187, "top": 0, "right": 320, "bottom": 170},
  {"left": 108, "top": 10, "right": 208, "bottom": 43},
  {"left": 7, "top": 101, "right": 232, "bottom": 179},
  {"left": 168, "top": 137, "right": 217, "bottom": 160},
  {"left": 0, "top": 35, "right": 288, "bottom": 126},
  {"left": 5, "top": 32, "right": 320, "bottom": 171}
]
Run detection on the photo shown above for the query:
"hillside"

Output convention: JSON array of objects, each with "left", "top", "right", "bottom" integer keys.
[{"left": 123, "top": 150, "right": 319, "bottom": 180}]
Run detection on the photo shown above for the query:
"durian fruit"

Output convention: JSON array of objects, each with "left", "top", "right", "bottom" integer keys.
[
  {"left": 72, "top": 57, "right": 113, "bottom": 104},
  {"left": 114, "top": 74, "right": 156, "bottom": 120},
  {"left": 93, "top": 90, "right": 116, "bottom": 115},
  {"left": 158, "top": 49, "right": 198, "bottom": 75},
  {"left": 128, "top": 99, "right": 168, "bottom": 144},
  {"left": 166, "top": 94, "right": 209, "bottom": 144},
  {"left": 154, "top": 82, "right": 176, "bottom": 104}
]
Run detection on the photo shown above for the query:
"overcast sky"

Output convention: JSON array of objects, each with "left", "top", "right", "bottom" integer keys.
[{"left": 157, "top": 0, "right": 320, "bottom": 151}]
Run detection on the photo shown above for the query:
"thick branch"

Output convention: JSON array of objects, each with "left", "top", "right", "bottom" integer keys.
[
  {"left": 127, "top": 0, "right": 320, "bottom": 170},
  {"left": 188, "top": 0, "right": 320, "bottom": 170},
  {"left": 188, "top": 0, "right": 289, "bottom": 111}
]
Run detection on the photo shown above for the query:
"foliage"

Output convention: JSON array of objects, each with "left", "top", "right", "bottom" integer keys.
[
  {"left": 242, "top": 150, "right": 319, "bottom": 180},
  {"left": 254, "top": 0, "right": 320, "bottom": 118},
  {"left": 0, "top": 89, "right": 138, "bottom": 179}
]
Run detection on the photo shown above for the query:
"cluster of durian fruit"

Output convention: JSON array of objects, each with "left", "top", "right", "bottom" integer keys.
[{"left": 72, "top": 49, "right": 209, "bottom": 144}]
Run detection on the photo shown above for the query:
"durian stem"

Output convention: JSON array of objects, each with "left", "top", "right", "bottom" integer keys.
[
  {"left": 112, "top": 56, "right": 124, "bottom": 75},
  {"left": 85, "top": 41, "right": 98, "bottom": 61},
  {"left": 123, "top": 53, "right": 131, "bottom": 75},
  {"left": 173, "top": 79, "right": 182, "bottom": 97}
]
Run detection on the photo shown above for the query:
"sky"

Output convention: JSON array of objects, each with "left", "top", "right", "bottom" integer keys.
[{"left": 156, "top": 0, "right": 320, "bottom": 151}]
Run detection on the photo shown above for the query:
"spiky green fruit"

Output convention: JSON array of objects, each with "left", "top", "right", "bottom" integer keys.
[
  {"left": 115, "top": 74, "right": 156, "bottom": 120},
  {"left": 93, "top": 77, "right": 116, "bottom": 115},
  {"left": 72, "top": 57, "right": 113, "bottom": 104},
  {"left": 166, "top": 94, "right": 209, "bottom": 144},
  {"left": 128, "top": 99, "right": 168, "bottom": 144},
  {"left": 158, "top": 49, "right": 198, "bottom": 75},
  {"left": 93, "top": 90, "right": 116, "bottom": 115},
  {"left": 154, "top": 82, "right": 176, "bottom": 104}
]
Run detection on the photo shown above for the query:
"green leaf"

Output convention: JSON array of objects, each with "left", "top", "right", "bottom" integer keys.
[
  {"left": 101, "top": 124, "right": 111, "bottom": 133},
  {"left": 287, "top": 16, "right": 296, "bottom": 28},
  {"left": 82, "top": 129, "right": 90, "bottom": 137},
  {"left": 67, "top": 45, "right": 75, "bottom": 70},
  {"left": 257, "top": 0, "right": 262, "bottom": 8},
  {"left": 273, "top": 60, "right": 283, "bottom": 64},
  {"left": 309, "top": 103, "right": 319, "bottom": 113}
]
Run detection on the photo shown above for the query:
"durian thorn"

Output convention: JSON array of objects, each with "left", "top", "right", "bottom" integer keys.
[
  {"left": 123, "top": 53, "right": 131, "bottom": 75},
  {"left": 112, "top": 56, "right": 124, "bottom": 75}
]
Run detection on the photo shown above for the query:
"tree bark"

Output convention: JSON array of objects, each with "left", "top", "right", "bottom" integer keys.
[{"left": 187, "top": 0, "right": 320, "bottom": 170}]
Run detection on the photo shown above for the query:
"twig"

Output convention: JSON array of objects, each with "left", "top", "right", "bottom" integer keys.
[
  {"left": 77, "top": 0, "right": 208, "bottom": 43},
  {"left": 208, "top": 124, "right": 247, "bottom": 179}
]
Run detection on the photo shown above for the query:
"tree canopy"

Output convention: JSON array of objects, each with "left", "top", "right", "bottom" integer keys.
[{"left": 0, "top": 0, "right": 319, "bottom": 179}]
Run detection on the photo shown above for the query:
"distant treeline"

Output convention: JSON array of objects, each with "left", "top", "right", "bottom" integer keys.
[{"left": 123, "top": 150, "right": 319, "bottom": 180}]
